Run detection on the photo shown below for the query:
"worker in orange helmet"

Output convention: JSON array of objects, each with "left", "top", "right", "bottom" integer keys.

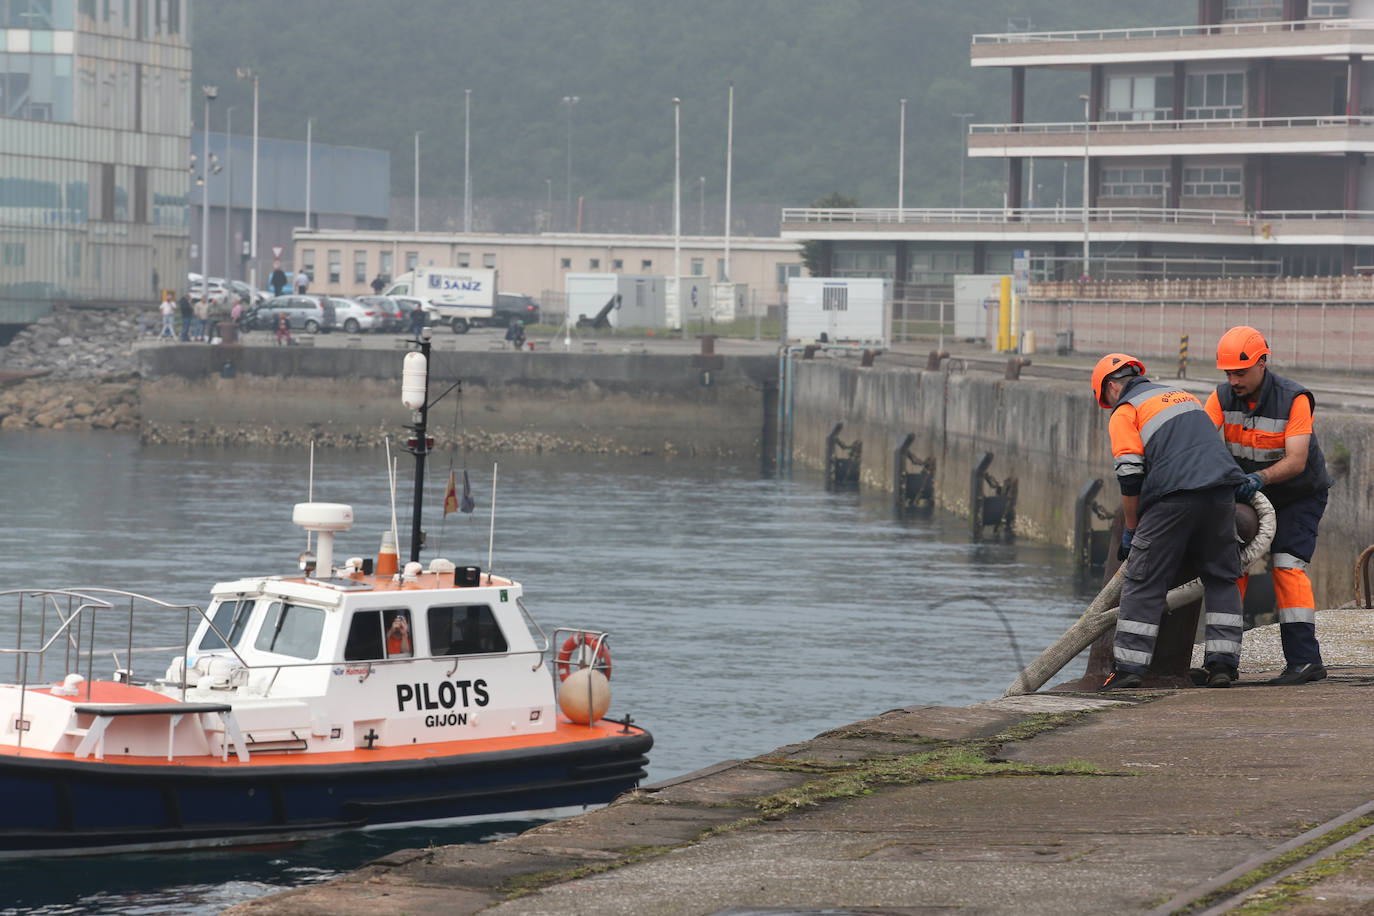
[
  {"left": 1091, "top": 353, "right": 1248, "bottom": 689},
  {"left": 1204, "top": 326, "right": 1333, "bottom": 685}
]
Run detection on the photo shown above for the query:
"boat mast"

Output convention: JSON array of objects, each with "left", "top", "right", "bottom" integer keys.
[{"left": 406, "top": 332, "right": 432, "bottom": 564}]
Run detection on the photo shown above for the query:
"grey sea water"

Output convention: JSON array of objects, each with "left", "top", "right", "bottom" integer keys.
[{"left": 0, "top": 432, "right": 1090, "bottom": 914}]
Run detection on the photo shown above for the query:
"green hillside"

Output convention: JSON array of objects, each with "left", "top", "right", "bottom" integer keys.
[{"left": 192, "top": 0, "right": 1185, "bottom": 212}]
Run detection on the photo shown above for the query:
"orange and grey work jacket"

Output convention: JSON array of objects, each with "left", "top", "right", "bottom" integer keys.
[
  {"left": 1208, "top": 370, "right": 1332, "bottom": 510},
  {"left": 1109, "top": 376, "right": 1245, "bottom": 515}
]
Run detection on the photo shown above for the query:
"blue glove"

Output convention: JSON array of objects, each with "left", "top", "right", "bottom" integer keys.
[
  {"left": 1235, "top": 472, "right": 1263, "bottom": 502},
  {"left": 1118, "top": 528, "right": 1135, "bottom": 562}
]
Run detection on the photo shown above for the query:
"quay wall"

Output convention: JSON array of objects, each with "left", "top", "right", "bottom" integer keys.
[
  {"left": 788, "top": 360, "right": 1373, "bottom": 610},
  {"left": 135, "top": 347, "right": 776, "bottom": 457}
]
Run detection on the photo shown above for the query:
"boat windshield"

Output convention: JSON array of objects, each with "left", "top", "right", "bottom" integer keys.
[
  {"left": 196, "top": 597, "right": 255, "bottom": 652},
  {"left": 427, "top": 604, "right": 508, "bottom": 656},
  {"left": 252, "top": 601, "right": 326, "bottom": 660}
]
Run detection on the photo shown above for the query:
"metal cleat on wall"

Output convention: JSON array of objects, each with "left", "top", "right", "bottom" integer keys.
[
  {"left": 893, "top": 433, "right": 935, "bottom": 516},
  {"left": 825, "top": 422, "right": 862, "bottom": 490},
  {"left": 1072, "top": 478, "right": 1114, "bottom": 575},
  {"left": 969, "top": 451, "right": 1017, "bottom": 542}
]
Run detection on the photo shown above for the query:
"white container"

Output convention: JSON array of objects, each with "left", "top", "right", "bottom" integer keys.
[{"left": 785, "top": 277, "right": 890, "bottom": 348}]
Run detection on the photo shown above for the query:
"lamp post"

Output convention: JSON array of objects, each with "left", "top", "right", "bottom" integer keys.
[
  {"left": 673, "top": 97, "right": 682, "bottom": 339},
  {"left": 898, "top": 99, "right": 907, "bottom": 221},
  {"left": 562, "top": 95, "right": 578, "bottom": 232},
  {"left": 235, "top": 68, "right": 260, "bottom": 292},
  {"left": 464, "top": 88, "right": 472, "bottom": 233},
  {"left": 698, "top": 176, "right": 705, "bottom": 236},
  {"left": 545, "top": 178, "right": 552, "bottom": 230},
  {"left": 224, "top": 106, "right": 233, "bottom": 280},
  {"left": 1080, "top": 93, "right": 1091, "bottom": 279},
  {"left": 199, "top": 85, "right": 217, "bottom": 303},
  {"left": 413, "top": 130, "right": 421, "bottom": 232},
  {"left": 953, "top": 112, "right": 975, "bottom": 208},
  {"left": 305, "top": 116, "right": 315, "bottom": 230}
]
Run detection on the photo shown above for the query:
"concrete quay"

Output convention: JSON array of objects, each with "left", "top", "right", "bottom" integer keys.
[{"left": 223, "top": 609, "right": 1374, "bottom": 916}]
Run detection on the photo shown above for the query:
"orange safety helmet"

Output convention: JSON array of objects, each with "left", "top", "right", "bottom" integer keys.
[
  {"left": 1216, "top": 325, "right": 1270, "bottom": 371},
  {"left": 1090, "top": 353, "right": 1146, "bottom": 408}
]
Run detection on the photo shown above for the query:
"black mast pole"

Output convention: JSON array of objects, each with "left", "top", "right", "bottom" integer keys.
[{"left": 408, "top": 333, "right": 431, "bottom": 564}]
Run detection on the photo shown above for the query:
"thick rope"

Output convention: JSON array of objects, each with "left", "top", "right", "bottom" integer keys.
[{"left": 1003, "top": 492, "right": 1276, "bottom": 697}]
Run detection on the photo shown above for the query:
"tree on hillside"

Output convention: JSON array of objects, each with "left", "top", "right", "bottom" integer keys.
[{"left": 801, "top": 193, "right": 858, "bottom": 277}]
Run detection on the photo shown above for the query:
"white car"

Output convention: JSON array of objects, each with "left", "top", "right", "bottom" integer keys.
[
  {"left": 186, "top": 273, "right": 230, "bottom": 306},
  {"left": 328, "top": 296, "right": 383, "bottom": 334}
]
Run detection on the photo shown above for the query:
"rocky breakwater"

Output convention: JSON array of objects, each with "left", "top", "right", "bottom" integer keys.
[{"left": 0, "top": 306, "right": 143, "bottom": 432}]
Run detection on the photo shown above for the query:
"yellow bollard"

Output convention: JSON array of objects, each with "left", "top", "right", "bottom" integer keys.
[
  {"left": 1178, "top": 333, "right": 1189, "bottom": 378},
  {"left": 997, "top": 276, "right": 1012, "bottom": 352}
]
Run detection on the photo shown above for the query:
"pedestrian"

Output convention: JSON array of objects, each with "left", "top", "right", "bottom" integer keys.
[
  {"left": 193, "top": 295, "right": 210, "bottom": 342},
  {"left": 230, "top": 299, "right": 243, "bottom": 329},
  {"left": 269, "top": 262, "right": 289, "bottom": 298},
  {"left": 1205, "top": 326, "right": 1333, "bottom": 685},
  {"left": 371, "top": 273, "right": 387, "bottom": 295},
  {"left": 410, "top": 302, "right": 427, "bottom": 342},
  {"left": 275, "top": 312, "right": 293, "bottom": 346},
  {"left": 178, "top": 292, "right": 193, "bottom": 341},
  {"left": 158, "top": 292, "right": 176, "bottom": 339},
  {"left": 505, "top": 317, "right": 525, "bottom": 350},
  {"left": 1090, "top": 353, "right": 1247, "bottom": 690},
  {"left": 294, "top": 268, "right": 309, "bottom": 294}
]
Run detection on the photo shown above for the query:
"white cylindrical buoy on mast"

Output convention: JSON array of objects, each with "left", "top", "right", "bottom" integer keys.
[{"left": 402, "top": 351, "right": 428, "bottom": 409}]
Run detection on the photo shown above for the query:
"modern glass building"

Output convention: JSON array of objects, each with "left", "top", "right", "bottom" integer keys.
[{"left": 0, "top": 0, "right": 190, "bottom": 330}]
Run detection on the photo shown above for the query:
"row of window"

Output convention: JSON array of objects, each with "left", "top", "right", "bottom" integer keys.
[
  {"left": 197, "top": 597, "right": 509, "bottom": 663},
  {"left": 74, "top": 0, "right": 183, "bottom": 37},
  {"left": 1100, "top": 166, "right": 1244, "bottom": 198},
  {"left": 1213, "top": 0, "right": 1352, "bottom": 20},
  {"left": 1103, "top": 72, "right": 1246, "bottom": 122}
]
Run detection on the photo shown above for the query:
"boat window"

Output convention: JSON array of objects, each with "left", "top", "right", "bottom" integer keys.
[
  {"left": 343, "top": 609, "right": 413, "bottom": 660},
  {"left": 427, "top": 604, "right": 508, "bottom": 656},
  {"left": 252, "top": 601, "right": 325, "bottom": 660},
  {"left": 196, "top": 598, "right": 255, "bottom": 652}
]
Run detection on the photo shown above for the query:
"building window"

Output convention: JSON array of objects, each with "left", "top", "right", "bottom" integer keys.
[
  {"left": 1221, "top": 0, "right": 1283, "bottom": 19},
  {"left": 328, "top": 249, "right": 341, "bottom": 284},
  {"left": 1308, "top": 1, "right": 1349, "bottom": 16},
  {"left": 133, "top": 166, "right": 147, "bottom": 223},
  {"left": 641, "top": 259, "right": 652, "bottom": 270},
  {"left": 1186, "top": 72, "right": 1244, "bottom": 119},
  {"left": 458, "top": 252, "right": 470, "bottom": 268},
  {"left": 835, "top": 247, "right": 896, "bottom": 278},
  {"left": 3, "top": 242, "right": 25, "bottom": 266},
  {"left": 405, "top": 250, "right": 418, "bottom": 271},
  {"left": 380, "top": 251, "right": 392, "bottom": 279},
  {"left": 776, "top": 263, "right": 801, "bottom": 287},
  {"left": 301, "top": 249, "right": 315, "bottom": 279},
  {"left": 482, "top": 253, "right": 495, "bottom": 268},
  {"left": 560, "top": 257, "right": 571, "bottom": 269},
  {"left": 1104, "top": 75, "right": 1173, "bottom": 122},
  {"left": 690, "top": 258, "right": 704, "bottom": 276},
  {"left": 589, "top": 258, "right": 600, "bottom": 269},
  {"left": 905, "top": 250, "right": 970, "bottom": 284},
  {"left": 68, "top": 240, "right": 81, "bottom": 277},
  {"left": 717, "top": 259, "right": 728, "bottom": 281},
  {"left": 1101, "top": 167, "right": 1170, "bottom": 198},
  {"left": 353, "top": 251, "right": 367, "bottom": 284},
  {"left": 1183, "top": 166, "right": 1242, "bottom": 197},
  {"left": 612, "top": 258, "right": 623, "bottom": 270}
]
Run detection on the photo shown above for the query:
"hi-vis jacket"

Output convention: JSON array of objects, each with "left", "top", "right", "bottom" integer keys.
[
  {"left": 1209, "top": 370, "right": 1332, "bottom": 509},
  {"left": 1110, "top": 376, "right": 1245, "bottom": 514}
]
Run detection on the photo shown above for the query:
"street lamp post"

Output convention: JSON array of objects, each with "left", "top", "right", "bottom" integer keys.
[
  {"left": 898, "top": 99, "right": 907, "bottom": 221},
  {"left": 698, "top": 176, "right": 705, "bottom": 236},
  {"left": 235, "top": 68, "right": 260, "bottom": 292},
  {"left": 464, "top": 89, "right": 472, "bottom": 233},
  {"left": 562, "top": 95, "right": 578, "bottom": 232},
  {"left": 224, "top": 106, "right": 233, "bottom": 280},
  {"left": 1080, "top": 93, "right": 1091, "bottom": 279},
  {"left": 953, "top": 112, "right": 975, "bottom": 208},
  {"left": 199, "top": 85, "right": 217, "bottom": 303},
  {"left": 673, "top": 97, "right": 682, "bottom": 339},
  {"left": 305, "top": 116, "right": 315, "bottom": 229},
  {"left": 413, "top": 130, "right": 421, "bottom": 232}
]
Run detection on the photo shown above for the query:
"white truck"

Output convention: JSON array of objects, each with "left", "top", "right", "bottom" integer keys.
[{"left": 384, "top": 268, "right": 496, "bottom": 333}]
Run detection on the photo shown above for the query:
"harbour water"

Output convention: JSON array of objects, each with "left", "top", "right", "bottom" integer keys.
[{"left": 0, "top": 432, "right": 1092, "bottom": 914}]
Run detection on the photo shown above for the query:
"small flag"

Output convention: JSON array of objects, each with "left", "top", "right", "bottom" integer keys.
[
  {"left": 443, "top": 469, "right": 458, "bottom": 516},
  {"left": 460, "top": 469, "right": 476, "bottom": 514}
]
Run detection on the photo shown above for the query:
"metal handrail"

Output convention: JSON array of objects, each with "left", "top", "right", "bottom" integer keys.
[
  {"left": 780, "top": 206, "right": 1374, "bottom": 226},
  {"left": 969, "top": 115, "right": 1374, "bottom": 134},
  {"left": 972, "top": 17, "right": 1374, "bottom": 45}
]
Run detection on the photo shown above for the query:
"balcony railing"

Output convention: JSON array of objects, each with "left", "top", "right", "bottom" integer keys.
[
  {"left": 969, "top": 114, "right": 1374, "bottom": 135},
  {"left": 972, "top": 17, "right": 1374, "bottom": 45},
  {"left": 780, "top": 206, "right": 1374, "bottom": 227}
]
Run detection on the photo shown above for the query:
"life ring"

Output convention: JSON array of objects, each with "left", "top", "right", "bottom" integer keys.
[{"left": 556, "top": 632, "right": 612, "bottom": 682}]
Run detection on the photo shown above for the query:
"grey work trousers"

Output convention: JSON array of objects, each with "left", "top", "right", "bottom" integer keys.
[{"left": 1115, "top": 486, "right": 1243, "bottom": 675}]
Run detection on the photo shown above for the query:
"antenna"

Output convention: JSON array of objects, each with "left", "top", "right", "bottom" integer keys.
[
  {"left": 385, "top": 437, "right": 402, "bottom": 580},
  {"left": 487, "top": 462, "right": 498, "bottom": 574},
  {"left": 305, "top": 441, "right": 316, "bottom": 555}
]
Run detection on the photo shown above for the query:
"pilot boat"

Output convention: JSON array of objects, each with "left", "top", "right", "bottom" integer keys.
[{"left": 0, "top": 334, "right": 651, "bottom": 857}]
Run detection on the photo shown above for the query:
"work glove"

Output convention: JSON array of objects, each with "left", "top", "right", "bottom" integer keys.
[
  {"left": 1118, "top": 528, "right": 1135, "bottom": 562},
  {"left": 1234, "top": 472, "right": 1263, "bottom": 502}
]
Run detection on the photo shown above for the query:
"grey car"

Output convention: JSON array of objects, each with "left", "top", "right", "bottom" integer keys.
[{"left": 254, "top": 295, "right": 336, "bottom": 333}]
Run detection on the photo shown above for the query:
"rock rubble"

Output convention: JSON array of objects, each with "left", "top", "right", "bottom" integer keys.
[{"left": 1, "top": 306, "right": 146, "bottom": 380}]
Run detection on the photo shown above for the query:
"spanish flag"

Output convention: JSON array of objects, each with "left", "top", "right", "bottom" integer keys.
[{"left": 443, "top": 468, "right": 459, "bottom": 516}]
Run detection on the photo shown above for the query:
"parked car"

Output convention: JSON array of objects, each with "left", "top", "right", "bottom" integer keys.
[
  {"left": 329, "top": 296, "right": 383, "bottom": 334},
  {"left": 494, "top": 292, "right": 541, "bottom": 327},
  {"left": 228, "top": 280, "right": 269, "bottom": 306},
  {"left": 186, "top": 273, "right": 230, "bottom": 307},
  {"left": 250, "top": 295, "right": 336, "bottom": 333},
  {"left": 391, "top": 296, "right": 436, "bottom": 334},
  {"left": 358, "top": 295, "right": 404, "bottom": 332}
]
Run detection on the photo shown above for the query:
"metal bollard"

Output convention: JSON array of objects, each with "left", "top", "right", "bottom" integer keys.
[{"left": 1177, "top": 334, "right": 1189, "bottom": 378}]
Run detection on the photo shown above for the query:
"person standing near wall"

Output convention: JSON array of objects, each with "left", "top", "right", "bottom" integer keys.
[
  {"left": 1205, "top": 326, "right": 1333, "bottom": 686},
  {"left": 1091, "top": 353, "right": 1247, "bottom": 690},
  {"left": 158, "top": 292, "right": 175, "bottom": 338}
]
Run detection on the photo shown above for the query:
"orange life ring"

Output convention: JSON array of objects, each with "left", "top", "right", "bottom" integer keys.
[{"left": 556, "top": 632, "right": 612, "bottom": 682}]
